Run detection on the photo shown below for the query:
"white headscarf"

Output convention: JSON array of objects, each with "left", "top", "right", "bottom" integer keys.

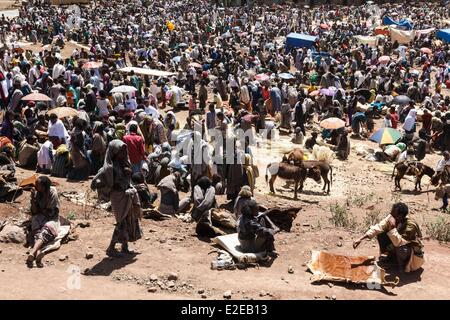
[{"left": 403, "top": 109, "right": 417, "bottom": 132}]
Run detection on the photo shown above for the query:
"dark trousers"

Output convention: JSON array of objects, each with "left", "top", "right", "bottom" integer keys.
[
  {"left": 296, "top": 120, "right": 306, "bottom": 136},
  {"left": 377, "top": 232, "right": 411, "bottom": 267}
]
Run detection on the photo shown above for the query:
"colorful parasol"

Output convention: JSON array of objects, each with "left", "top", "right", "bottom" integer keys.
[{"left": 369, "top": 128, "right": 402, "bottom": 145}]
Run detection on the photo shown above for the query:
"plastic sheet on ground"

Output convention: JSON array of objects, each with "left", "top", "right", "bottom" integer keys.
[
  {"left": 60, "top": 191, "right": 109, "bottom": 210},
  {"left": 212, "top": 233, "right": 267, "bottom": 264},
  {"left": 352, "top": 144, "right": 374, "bottom": 157},
  {"left": 312, "top": 145, "right": 335, "bottom": 164}
]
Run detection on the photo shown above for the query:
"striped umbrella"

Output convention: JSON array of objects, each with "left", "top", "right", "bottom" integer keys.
[{"left": 369, "top": 128, "right": 402, "bottom": 145}]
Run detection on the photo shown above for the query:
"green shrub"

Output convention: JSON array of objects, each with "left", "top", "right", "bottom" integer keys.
[
  {"left": 329, "top": 202, "right": 357, "bottom": 229},
  {"left": 426, "top": 217, "right": 450, "bottom": 242}
]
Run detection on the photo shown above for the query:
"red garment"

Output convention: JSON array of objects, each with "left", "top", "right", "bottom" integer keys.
[
  {"left": 390, "top": 112, "right": 399, "bottom": 129},
  {"left": 123, "top": 133, "right": 146, "bottom": 164},
  {"left": 422, "top": 113, "right": 432, "bottom": 132},
  {"left": 261, "top": 87, "right": 270, "bottom": 101}
]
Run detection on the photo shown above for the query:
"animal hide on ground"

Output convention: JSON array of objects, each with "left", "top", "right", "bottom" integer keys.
[
  {"left": 211, "top": 209, "right": 237, "bottom": 230},
  {"left": 263, "top": 207, "right": 299, "bottom": 232},
  {"left": 307, "top": 250, "right": 399, "bottom": 287}
]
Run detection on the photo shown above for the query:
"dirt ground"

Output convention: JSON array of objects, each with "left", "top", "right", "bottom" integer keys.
[{"left": 0, "top": 0, "right": 16, "bottom": 10}]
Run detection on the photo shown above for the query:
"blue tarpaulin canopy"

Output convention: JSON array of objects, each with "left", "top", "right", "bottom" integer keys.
[
  {"left": 437, "top": 29, "right": 450, "bottom": 42},
  {"left": 382, "top": 16, "right": 414, "bottom": 30},
  {"left": 285, "top": 33, "right": 318, "bottom": 49}
]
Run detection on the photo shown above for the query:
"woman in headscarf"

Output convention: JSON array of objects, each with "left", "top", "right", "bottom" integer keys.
[
  {"left": 89, "top": 121, "right": 107, "bottom": 174},
  {"left": 139, "top": 116, "right": 154, "bottom": 153},
  {"left": 226, "top": 144, "right": 244, "bottom": 201},
  {"left": 164, "top": 111, "right": 179, "bottom": 141},
  {"left": 188, "top": 131, "right": 212, "bottom": 189},
  {"left": 233, "top": 185, "right": 254, "bottom": 219},
  {"left": 403, "top": 109, "right": 417, "bottom": 135},
  {"left": 157, "top": 171, "right": 181, "bottom": 215},
  {"left": 26, "top": 175, "right": 60, "bottom": 268},
  {"left": 91, "top": 139, "right": 142, "bottom": 257},
  {"left": 191, "top": 176, "right": 217, "bottom": 237},
  {"left": 114, "top": 122, "right": 126, "bottom": 140},
  {"left": 0, "top": 110, "right": 14, "bottom": 141},
  {"left": 68, "top": 118, "right": 90, "bottom": 181},
  {"left": 243, "top": 154, "right": 255, "bottom": 193}
]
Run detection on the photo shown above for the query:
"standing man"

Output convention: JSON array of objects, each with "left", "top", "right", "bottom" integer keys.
[{"left": 123, "top": 124, "right": 146, "bottom": 174}]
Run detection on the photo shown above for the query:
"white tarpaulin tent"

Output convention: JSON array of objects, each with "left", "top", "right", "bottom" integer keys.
[
  {"left": 390, "top": 27, "right": 416, "bottom": 44},
  {"left": 354, "top": 35, "right": 378, "bottom": 47},
  {"left": 118, "top": 67, "right": 176, "bottom": 77},
  {"left": 415, "top": 28, "right": 436, "bottom": 37}
]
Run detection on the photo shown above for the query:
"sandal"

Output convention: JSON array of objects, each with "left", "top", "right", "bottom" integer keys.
[
  {"left": 106, "top": 248, "right": 123, "bottom": 258},
  {"left": 121, "top": 248, "right": 136, "bottom": 255},
  {"left": 35, "top": 252, "right": 45, "bottom": 268},
  {"left": 26, "top": 254, "right": 35, "bottom": 268}
]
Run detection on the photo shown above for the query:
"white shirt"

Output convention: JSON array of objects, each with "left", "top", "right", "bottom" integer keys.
[
  {"left": 52, "top": 63, "right": 66, "bottom": 80},
  {"left": 435, "top": 158, "right": 450, "bottom": 172},
  {"left": 125, "top": 98, "right": 137, "bottom": 111},
  {"left": 37, "top": 140, "right": 53, "bottom": 168},
  {"left": 97, "top": 99, "right": 111, "bottom": 117},
  {"left": 47, "top": 119, "right": 69, "bottom": 142},
  {"left": 145, "top": 105, "right": 160, "bottom": 119}
]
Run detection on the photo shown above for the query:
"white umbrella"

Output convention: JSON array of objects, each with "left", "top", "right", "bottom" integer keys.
[
  {"left": 221, "top": 31, "right": 232, "bottom": 39},
  {"left": 110, "top": 85, "right": 138, "bottom": 93}
]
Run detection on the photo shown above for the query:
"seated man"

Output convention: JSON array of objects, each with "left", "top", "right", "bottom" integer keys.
[
  {"left": 36, "top": 137, "right": 55, "bottom": 174},
  {"left": 304, "top": 131, "right": 318, "bottom": 150},
  {"left": 131, "top": 172, "right": 157, "bottom": 209},
  {"left": 26, "top": 175, "right": 60, "bottom": 268},
  {"left": 291, "top": 127, "right": 304, "bottom": 145},
  {"left": 17, "top": 135, "right": 40, "bottom": 168},
  {"left": 157, "top": 172, "right": 181, "bottom": 215},
  {"left": 353, "top": 202, "right": 424, "bottom": 273},
  {"left": 237, "top": 199, "right": 279, "bottom": 255},
  {"left": 191, "top": 176, "right": 217, "bottom": 237}
]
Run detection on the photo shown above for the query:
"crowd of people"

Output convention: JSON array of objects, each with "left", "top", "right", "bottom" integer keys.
[{"left": 1, "top": 0, "right": 443, "bottom": 273}]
